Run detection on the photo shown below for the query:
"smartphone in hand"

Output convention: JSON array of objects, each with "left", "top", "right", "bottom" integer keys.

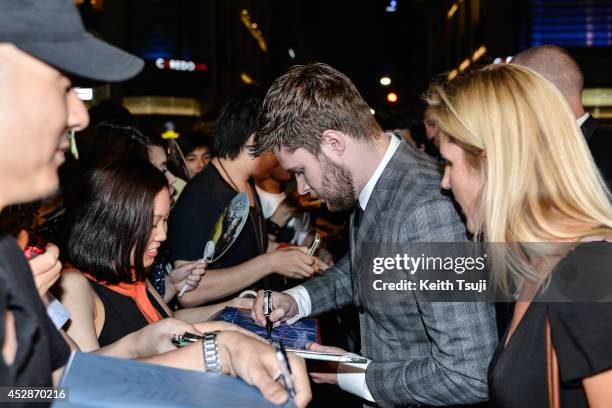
[{"left": 307, "top": 232, "right": 321, "bottom": 256}]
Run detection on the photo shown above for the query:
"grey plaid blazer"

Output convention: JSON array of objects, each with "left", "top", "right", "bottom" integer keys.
[{"left": 302, "top": 141, "right": 497, "bottom": 407}]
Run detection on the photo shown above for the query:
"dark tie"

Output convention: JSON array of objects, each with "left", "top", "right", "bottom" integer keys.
[{"left": 353, "top": 203, "right": 363, "bottom": 232}]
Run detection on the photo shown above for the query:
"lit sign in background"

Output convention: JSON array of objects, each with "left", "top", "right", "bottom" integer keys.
[
  {"left": 155, "top": 58, "right": 208, "bottom": 72},
  {"left": 531, "top": 0, "right": 612, "bottom": 47}
]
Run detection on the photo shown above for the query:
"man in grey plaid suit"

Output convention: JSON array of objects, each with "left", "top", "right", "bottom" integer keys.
[{"left": 251, "top": 63, "right": 497, "bottom": 407}]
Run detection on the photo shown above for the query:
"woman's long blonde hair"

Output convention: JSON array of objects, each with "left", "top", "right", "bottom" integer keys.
[{"left": 426, "top": 64, "right": 612, "bottom": 294}]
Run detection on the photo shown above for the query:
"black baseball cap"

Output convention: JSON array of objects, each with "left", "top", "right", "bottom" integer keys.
[{"left": 0, "top": 0, "right": 144, "bottom": 82}]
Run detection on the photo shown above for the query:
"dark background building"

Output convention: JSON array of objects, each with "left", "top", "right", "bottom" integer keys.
[{"left": 76, "top": 0, "right": 612, "bottom": 133}]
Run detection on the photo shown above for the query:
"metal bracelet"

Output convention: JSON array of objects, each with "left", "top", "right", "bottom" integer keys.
[{"left": 202, "top": 331, "right": 221, "bottom": 374}]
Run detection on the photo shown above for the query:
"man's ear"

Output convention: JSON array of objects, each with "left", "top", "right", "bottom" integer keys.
[{"left": 320, "top": 130, "right": 346, "bottom": 157}]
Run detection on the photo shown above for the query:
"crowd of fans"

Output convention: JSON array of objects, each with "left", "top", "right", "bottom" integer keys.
[{"left": 1, "top": 1, "right": 611, "bottom": 408}]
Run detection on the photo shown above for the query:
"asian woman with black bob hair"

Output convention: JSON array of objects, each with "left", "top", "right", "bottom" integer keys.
[
  {"left": 56, "top": 157, "right": 253, "bottom": 351},
  {"left": 54, "top": 157, "right": 312, "bottom": 407}
]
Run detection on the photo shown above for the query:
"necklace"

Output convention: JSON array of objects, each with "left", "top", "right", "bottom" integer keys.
[
  {"left": 217, "top": 159, "right": 266, "bottom": 255},
  {"left": 217, "top": 159, "right": 240, "bottom": 191}
]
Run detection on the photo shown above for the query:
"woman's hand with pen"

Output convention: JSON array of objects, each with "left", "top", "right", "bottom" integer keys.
[
  {"left": 167, "top": 259, "right": 207, "bottom": 298},
  {"left": 267, "top": 247, "right": 329, "bottom": 279}
]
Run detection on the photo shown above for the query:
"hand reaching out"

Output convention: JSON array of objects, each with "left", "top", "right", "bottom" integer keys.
[
  {"left": 267, "top": 247, "right": 329, "bottom": 279},
  {"left": 166, "top": 259, "right": 206, "bottom": 294},
  {"left": 29, "top": 246, "right": 62, "bottom": 299},
  {"left": 305, "top": 343, "right": 348, "bottom": 385},
  {"left": 17, "top": 230, "right": 62, "bottom": 299}
]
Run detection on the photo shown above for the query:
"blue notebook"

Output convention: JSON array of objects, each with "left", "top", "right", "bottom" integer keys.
[
  {"left": 53, "top": 352, "right": 294, "bottom": 408},
  {"left": 211, "top": 307, "right": 319, "bottom": 349}
]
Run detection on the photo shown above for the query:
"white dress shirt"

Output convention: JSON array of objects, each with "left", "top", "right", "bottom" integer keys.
[
  {"left": 577, "top": 112, "right": 590, "bottom": 127},
  {"left": 255, "top": 186, "right": 287, "bottom": 219},
  {"left": 284, "top": 134, "right": 401, "bottom": 402}
]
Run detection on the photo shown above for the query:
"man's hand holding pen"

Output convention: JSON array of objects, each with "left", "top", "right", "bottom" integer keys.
[
  {"left": 264, "top": 290, "right": 274, "bottom": 338},
  {"left": 262, "top": 290, "right": 297, "bottom": 402},
  {"left": 251, "top": 290, "right": 300, "bottom": 328}
]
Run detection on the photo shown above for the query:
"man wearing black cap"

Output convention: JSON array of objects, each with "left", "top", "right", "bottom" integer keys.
[{"left": 0, "top": 1, "right": 310, "bottom": 406}]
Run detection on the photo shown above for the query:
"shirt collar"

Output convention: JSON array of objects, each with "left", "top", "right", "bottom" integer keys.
[
  {"left": 357, "top": 133, "right": 401, "bottom": 210},
  {"left": 577, "top": 112, "right": 590, "bottom": 127}
]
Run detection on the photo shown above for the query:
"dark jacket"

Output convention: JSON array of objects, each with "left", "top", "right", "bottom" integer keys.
[
  {"left": 581, "top": 115, "right": 612, "bottom": 189},
  {"left": 302, "top": 140, "right": 497, "bottom": 407}
]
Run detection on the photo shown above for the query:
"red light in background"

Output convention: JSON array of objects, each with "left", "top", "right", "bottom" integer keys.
[{"left": 387, "top": 92, "right": 398, "bottom": 103}]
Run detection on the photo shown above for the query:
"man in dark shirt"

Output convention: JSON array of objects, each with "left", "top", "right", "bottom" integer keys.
[
  {"left": 0, "top": 0, "right": 141, "bottom": 391},
  {"left": 170, "top": 86, "right": 327, "bottom": 307},
  {"left": 172, "top": 162, "right": 266, "bottom": 269},
  {"left": 513, "top": 45, "right": 612, "bottom": 189},
  {"left": 0, "top": 234, "right": 71, "bottom": 387},
  {"left": 581, "top": 116, "right": 612, "bottom": 190}
]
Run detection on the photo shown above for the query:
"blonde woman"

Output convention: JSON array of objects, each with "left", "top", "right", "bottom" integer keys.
[{"left": 426, "top": 64, "right": 612, "bottom": 408}]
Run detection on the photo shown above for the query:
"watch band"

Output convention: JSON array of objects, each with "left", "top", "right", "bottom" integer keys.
[{"left": 202, "top": 331, "right": 221, "bottom": 373}]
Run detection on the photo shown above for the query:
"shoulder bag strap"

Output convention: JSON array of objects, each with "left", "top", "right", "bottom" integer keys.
[{"left": 546, "top": 318, "right": 561, "bottom": 408}]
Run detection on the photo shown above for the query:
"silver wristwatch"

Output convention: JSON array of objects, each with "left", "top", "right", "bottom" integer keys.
[{"left": 202, "top": 331, "right": 221, "bottom": 373}]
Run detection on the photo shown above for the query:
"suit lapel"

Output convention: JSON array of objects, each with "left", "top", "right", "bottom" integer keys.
[
  {"left": 349, "top": 209, "right": 363, "bottom": 312},
  {"left": 581, "top": 115, "right": 597, "bottom": 144},
  {"left": 349, "top": 141, "right": 410, "bottom": 312}
]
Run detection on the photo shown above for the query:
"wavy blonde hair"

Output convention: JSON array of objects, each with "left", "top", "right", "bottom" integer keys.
[{"left": 426, "top": 64, "right": 612, "bottom": 294}]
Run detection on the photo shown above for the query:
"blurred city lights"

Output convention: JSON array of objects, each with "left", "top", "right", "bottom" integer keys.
[
  {"left": 155, "top": 58, "right": 207, "bottom": 72},
  {"left": 387, "top": 92, "right": 398, "bottom": 103},
  {"left": 472, "top": 45, "right": 487, "bottom": 62},
  {"left": 380, "top": 76, "right": 392, "bottom": 86},
  {"left": 493, "top": 56, "right": 514, "bottom": 64},
  {"left": 385, "top": 0, "right": 397, "bottom": 13},
  {"left": 370, "top": 108, "right": 376, "bottom": 115},
  {"left": 240, "top": 9, "right": 267, "bottom": 52},
  {"left": 241, "top": 72, "right": 255, "bottom": 84},
  {"left": 74, "top": 0, "right": 103, "bottom": 10},
  {"left": 288, "top": 48, "right": 296, "bottom": 59},
  {"left": 447, "top": 0, "right": 463, "bottom": 19}
]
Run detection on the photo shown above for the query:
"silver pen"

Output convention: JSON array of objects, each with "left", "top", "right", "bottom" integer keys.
[{"left": 271, "top": 340, "right": 295, "bottom": 398}]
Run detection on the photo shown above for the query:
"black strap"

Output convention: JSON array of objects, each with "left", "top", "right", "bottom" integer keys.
[{"left": 248, "top": 179, "right": 267, "bottom": 255}]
